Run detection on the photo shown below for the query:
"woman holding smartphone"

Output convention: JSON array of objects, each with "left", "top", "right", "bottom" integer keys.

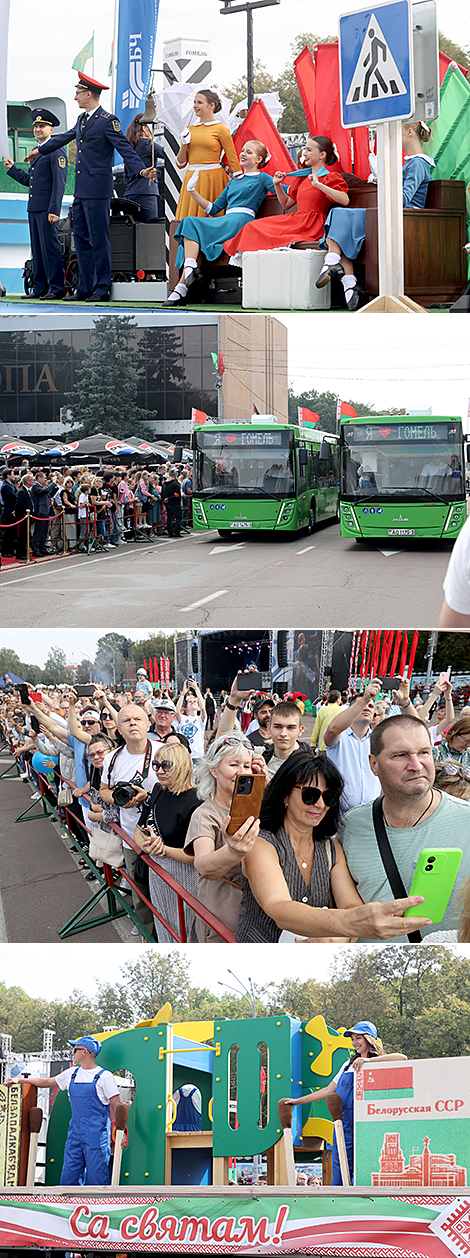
[
  {"left": 133, "top": 743, "right": 200, "bottom": 942},
  {"left": 183, "top": 731, "right": 269, "bottom": 942}
]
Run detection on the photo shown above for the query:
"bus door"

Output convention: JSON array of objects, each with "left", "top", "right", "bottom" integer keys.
[{"left": 297, "top": 445, "right": 308, "bottom": 526}]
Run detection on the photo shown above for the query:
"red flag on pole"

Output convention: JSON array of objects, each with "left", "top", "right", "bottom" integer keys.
[
  {"left": 154, "top": 657, "right": 159, "bottom": 685},
  {"left": 407, "top": 630, "right": 419, "bottom": 677},
  {"left": 143, "top": 657, "right": 147, "bottom": 673},
  {"left": 399, "top": 631, "right": 409, "bottom": 677},
  {"left": 294, "top": 45, "right": 316, "bottom": 134},
  {"left": 191, "top": 408, "right": 208, "bottom": 433},
  {"left": 149, "top": 658, "right": 153, "bottom": 683},
  {"left": 389, "top": 631, "right": 402, "bottom": 678},
  {"left": 233, "top": 99, "right": 295, "bottom": 179},
  {"left": 338, "top": 401, "right": 357, "bottom": 419},
  {"left": 298, "top": 406, "right": 320, "bottom": 429}
]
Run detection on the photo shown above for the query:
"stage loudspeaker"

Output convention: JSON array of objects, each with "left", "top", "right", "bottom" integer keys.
[
  {"left": 191, "top": 644, "right": 198, "bottom": 672},
  {"left": 277, "top": 631, "right": 288, "bottom": 668}
]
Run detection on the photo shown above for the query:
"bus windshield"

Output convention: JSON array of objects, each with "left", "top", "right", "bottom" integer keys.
[
  {"left": 195, "top": 429, "right": 295, "bottom": 496},
  {"left": 341, "top": 422, "right": 464, "bottom": 499}
]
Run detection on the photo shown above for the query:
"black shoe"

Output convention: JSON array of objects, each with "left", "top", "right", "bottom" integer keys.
[
  {"left": 93, "top": 292, "right": 111, "bottom": 302},
  {"left": 68, "top": 292, "right": 93, "bottom": 302},
  {"left": 163, "top": 290, "right": 186, "bottom": 307},
  {"left": 316, "top": 260, "right": 345, "bottom": 289},
  {"left": 40, "top": 289, "right": 67, "bottom": 300},
  {"left": 344, "top": 281, "right": 367, "bottom": 312},
  {"left": 22, "top": 291, "right": 46, "bottom": 299},
  {"left": 185, "top": 265, "right": 202, "bottom": 289}
]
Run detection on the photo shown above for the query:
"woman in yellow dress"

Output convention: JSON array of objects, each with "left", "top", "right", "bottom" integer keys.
[{"left": 176, "top": 89, "right": 241, "bottom": 219}]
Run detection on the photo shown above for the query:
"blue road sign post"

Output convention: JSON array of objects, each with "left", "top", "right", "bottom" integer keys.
[
  {"left": 339, "top": 0, "right": 426, "bottom": 312},
  {"left": 339, "top": 0, "right": 414, "bottom": 129}
]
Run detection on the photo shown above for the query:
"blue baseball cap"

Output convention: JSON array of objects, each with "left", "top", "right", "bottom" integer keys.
[
  {"left": 344, "top": 1021, "right": 377, "bottom": 1039},
  {"left": 68, "top": 1036, "right": 101, "bottom": 1055}
]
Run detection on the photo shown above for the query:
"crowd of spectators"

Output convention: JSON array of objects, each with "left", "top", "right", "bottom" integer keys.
[
  {"left": 2, "top": 668, "right": 470, "bottom": 945},
  {"left": 0, "top": 459, "right": 193, "bottom": 563}
]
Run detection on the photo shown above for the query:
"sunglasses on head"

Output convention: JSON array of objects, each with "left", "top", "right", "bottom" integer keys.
[{"left": 296, "top": 784, "right": 339, "bottom": 808}]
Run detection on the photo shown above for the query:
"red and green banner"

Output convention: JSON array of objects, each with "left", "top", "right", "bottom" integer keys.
[{"left": 1, "top": 1192, "right": 470, "bottom": 1254}]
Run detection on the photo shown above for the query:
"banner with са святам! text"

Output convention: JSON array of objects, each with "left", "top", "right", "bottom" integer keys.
[{"left": 2, "top": 1193, "right": 470, "bottom": 1255}]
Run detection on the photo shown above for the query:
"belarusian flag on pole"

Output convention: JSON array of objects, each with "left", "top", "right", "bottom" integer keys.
[
  {"left": 72, "top": 36, "right": 94, "bottom": 72},
  {"left": 298, "top": 406, "right": 319, "bottom": 430}
]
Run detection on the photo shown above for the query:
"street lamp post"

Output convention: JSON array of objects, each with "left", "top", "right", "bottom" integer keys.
[{"left": 218, "top": 0, "right": 281, "bottom": 108}]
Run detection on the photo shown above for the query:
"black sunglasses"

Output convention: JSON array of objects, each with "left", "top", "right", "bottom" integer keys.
[{"left": 296, "top": 785, "right": 339, "bottom": 808}]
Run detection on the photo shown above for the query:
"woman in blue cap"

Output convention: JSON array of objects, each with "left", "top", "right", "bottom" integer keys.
[
  {"left": 284, "top": 1021, "right": 407, "bottom": 1185},
  {"left": 6, "top": 1035, "right": 119, "bottom": 1185}
]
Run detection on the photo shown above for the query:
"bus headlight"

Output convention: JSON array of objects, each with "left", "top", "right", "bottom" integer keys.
[
  {"left": 342, "top": 505, "right": 360, "bottom": 533},
  {"left": 193, "top": 501, "right": 208, "bottom": 525},
  {"left": 276, "top": 502, "right": 294, "bottom": 526},
  {"left": 443, "top": 505, "right": 464, "bottom": 533}
]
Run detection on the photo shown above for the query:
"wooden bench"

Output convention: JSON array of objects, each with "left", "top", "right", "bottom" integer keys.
[{"left": 168, "top": 179, "right": 467, "bottom": 307}]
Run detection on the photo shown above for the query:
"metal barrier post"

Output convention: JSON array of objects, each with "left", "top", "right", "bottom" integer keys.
[
  {"left": 62, "top": 507, "right": 67, "bottom": 556},
  {"left": 26, "top": 511, "right": 31, "bottom": 564}
]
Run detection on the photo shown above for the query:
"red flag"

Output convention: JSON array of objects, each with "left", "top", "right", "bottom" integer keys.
[
  {"left": 252, "top": 403, "right": 260, "bottom": 414},
  {"left": 407, "top": 630, "right": 419, "bottom": 677},
  {"left": 439, "top": 50, "right": 468, "bottom": 81},
  {"left": 389, "top": 631, "right": 402, "bottom": 678},
  {"left": 294, "top": 45, "right": 316, "bottom": 134},
  {"left": 399, "top": 631, "right": 409, "bottom": 678},
  {"left": 191, "top": 408, "right": 208, "bottom": 432},
  {"left": 233, "top": 99, "right": 295, "bottom": 179},
  {"left": 143, "top": 657, "right": 147, "bottom": 673},
  {"left": 154, "top": 657, "right": 159, "bottom": 684},
  {"left": 148, "top": 658, "right": 153, "bottom": 683},
  {"left": 338, "top": 401, "right": 357, "bottom": 419},
  {"left": 298, "top": 406, "right": 319, "bottom": 428},
  {"left": 160, "top": 656, "right": 165, "bottom": 685},
  {"left": 218, "top": 353, "right": 225, "bottom": 376}
]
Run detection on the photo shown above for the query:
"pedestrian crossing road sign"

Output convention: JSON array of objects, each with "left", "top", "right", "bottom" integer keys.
[{"left": 339, "top": 0, "right": 414, "bottom": 127}]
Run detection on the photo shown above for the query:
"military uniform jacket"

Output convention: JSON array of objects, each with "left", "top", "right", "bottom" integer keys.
[
  {"left": 40, "top": 108, "right": 149, "bottom": 200},
  {"left": 7, "top": 149, "right": 68, "bottom": 215}
]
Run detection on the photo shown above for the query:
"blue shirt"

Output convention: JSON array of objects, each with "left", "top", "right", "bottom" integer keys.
[
  {"left": 39, "top": 108, "right": 148, "bottom": 201},
  {"left": 67, "top": 733, "right": 89, "bottom": 808},
  {"left": 402, "top": 153, "right": 435, "bottom": 208},
  {"left": 326, "top": 726, "right": 380, "bottom": 813},
  {"left": 209, "top": 171, "right": 276, "bottom": 217},
  {"left": 7, "top": 149, "right": 68, "bottom": 215}
]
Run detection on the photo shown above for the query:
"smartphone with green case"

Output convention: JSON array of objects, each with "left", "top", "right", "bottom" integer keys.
[{"left": 404, "top": 848, "right": 463, "bottom": 922}]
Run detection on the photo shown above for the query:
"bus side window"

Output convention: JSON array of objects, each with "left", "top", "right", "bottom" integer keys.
[{"left": 298, "top": 447, "right": 307, "bottom": 493}]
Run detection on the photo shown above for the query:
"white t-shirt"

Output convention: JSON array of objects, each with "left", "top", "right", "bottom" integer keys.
[
  {"left": 177, "top": 714, "right": 205, "bottom": 759},
  {"left": 56, "top": 1065, "right": 118, "bottom": 1104},
  {"left": 443, "top": 518, "right": 470, "bottom": 615},
  {"left": 78, "top": 493, "right": 90, "bottom": 520},
  {"left": 102, "top": 743, "right": 158, "bottom": 848}
]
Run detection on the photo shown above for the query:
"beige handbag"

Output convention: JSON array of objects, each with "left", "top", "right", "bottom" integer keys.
[
  {"left": 58, "top": 785, "right": 73, "bottom": 806},
  {"left": 88, "top": 824, "right": 124, "bottom": 868}
]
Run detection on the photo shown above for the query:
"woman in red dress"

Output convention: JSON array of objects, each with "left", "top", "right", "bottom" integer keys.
[{"left": 224, "top": 135, "right": 349, "bottom": 259}]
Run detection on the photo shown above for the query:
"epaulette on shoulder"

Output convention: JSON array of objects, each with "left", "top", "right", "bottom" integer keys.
[{"left": 101, "top": 110, "right": 111, "bottom": 118}]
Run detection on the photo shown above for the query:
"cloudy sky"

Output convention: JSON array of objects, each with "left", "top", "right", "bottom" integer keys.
[
  {"left": 0, "top": 628, "right": 175, "bottom": 668},
  {"left": 1, "top": 942, "right": 466, "bottom": 1003},
  {"left": 7, "top": 0, "right": 470, "bottom": 130}
]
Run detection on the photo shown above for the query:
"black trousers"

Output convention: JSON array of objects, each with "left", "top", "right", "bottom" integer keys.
[{"left": 165, "top": 503, "right": 181, "bottom": 536}]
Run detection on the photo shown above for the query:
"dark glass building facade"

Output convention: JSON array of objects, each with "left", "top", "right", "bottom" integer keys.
[{"left": 0, "top": 314, "right": 219, "bottom": 440}]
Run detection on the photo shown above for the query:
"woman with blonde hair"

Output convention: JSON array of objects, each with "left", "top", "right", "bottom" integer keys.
[{"left": 134, "top": 742, "right": 200, "bottom": 942}]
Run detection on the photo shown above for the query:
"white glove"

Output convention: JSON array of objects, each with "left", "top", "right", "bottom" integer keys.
[
  {"left": 180, "top": 129, "right": 191, "bottom": 145},
  {"left": 187, "top": 170, "right": 199, "bottom": 192}
]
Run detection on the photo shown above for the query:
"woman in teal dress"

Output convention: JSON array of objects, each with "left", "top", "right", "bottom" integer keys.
[{"left": 165, "top": 140, "right": 275, "bottom": 305}]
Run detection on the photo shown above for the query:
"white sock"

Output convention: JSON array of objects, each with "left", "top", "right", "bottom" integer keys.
[
  {"left": 341, "top": 274, "right": 356, "bottom": 291},
  {"left": 167, "top": 282, "right": 187, "bottom": 302},
  {"left": 325, "top": 251, "right": 341, "bottom": 265},
  {"left": 183, "top": 258, "right": 198, "bottom": 282}
]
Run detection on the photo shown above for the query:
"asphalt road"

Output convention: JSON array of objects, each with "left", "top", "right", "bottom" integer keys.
[{"left": 0, "top": 524, "right": 451, "bottom": 629}]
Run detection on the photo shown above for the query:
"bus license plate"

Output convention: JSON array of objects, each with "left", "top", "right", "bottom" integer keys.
[
  {"left": 388, "top": 528, "right": 415, "bottom": 536},
  {"left": 232, "top": 521, "right": 253, "bottom": 528}
]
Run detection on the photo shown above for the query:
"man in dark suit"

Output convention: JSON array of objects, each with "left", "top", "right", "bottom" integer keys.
[
  {"left": 14, "top": 473, "right": 35, "bottom": 561},
  {"left": 5, "top": 108, "right": 67, "bottom": 299},
  {"left": 31, "top": 471, "right": 55, "bottom": 557},
  {"left": 0, "top": 469, "right": 17, "bottom": 557},
  {"left": 26, "top": 72, "right": 155, "bottom": 300}
]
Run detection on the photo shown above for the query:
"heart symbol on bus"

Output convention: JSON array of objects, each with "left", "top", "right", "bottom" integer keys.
[{"left": 379, "top": 427, "right": 391, "bottom": 438}]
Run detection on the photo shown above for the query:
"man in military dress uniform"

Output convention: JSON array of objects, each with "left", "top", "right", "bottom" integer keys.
[
  {"left": 5, "top": 108, "right": 67, "bottom": 299},
  {"left": 26, "top": 72, "right": 155, "bottom": 300}
]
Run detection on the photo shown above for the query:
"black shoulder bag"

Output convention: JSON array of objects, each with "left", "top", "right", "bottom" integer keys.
[{"left": 372, "top": 796, "right": 422, "bottom": 943}]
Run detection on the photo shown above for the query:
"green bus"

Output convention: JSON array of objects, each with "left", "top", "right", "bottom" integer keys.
[
  {"left": 191, "top": 415, "right": 339, "bottom": 536},
  {"left": 339, "top": 415, "right": 467, "bottom": 540}
]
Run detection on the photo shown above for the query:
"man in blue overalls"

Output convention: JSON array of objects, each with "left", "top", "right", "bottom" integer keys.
[
  {"left": 7, "top": 1035, "right": 119, "bottom": 1184},
  {"left": 25, "top": 72, "right": 156, "bottom": 300},
  {"left": 5, "top": 108, "right": 67, "bottom": 299}
]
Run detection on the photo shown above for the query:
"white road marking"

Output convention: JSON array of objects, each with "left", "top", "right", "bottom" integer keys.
[
  {"left": 0, "top": 542, "right": 177, "bottom": 586},
  {"left": 180, "top": 589, "right": 228, "bottom": 610},
  {"left": 209, "top": 543, "right": 246, "bottom": 555},
  {"left": 295, "top": 545, "right": 316, "bottom": 555},
  {"left": 377, "top": 549, "right": 401, "bottom": 557}
]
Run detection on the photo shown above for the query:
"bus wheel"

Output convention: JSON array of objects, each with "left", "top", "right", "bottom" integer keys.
[{"left": 308, "top": 505, "right": 316, "bottom": 534}]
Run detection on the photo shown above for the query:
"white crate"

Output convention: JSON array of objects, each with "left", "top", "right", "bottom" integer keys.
[{"left": 242, "top": 248, "right": 331, "bottom": 310}]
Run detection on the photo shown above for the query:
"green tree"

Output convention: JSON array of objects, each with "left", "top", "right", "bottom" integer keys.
[
  {"left": 40, "top": 646, "right": 69, "bottom": 685},
  {"left": 438, "top": 31, "right": 470, "bottom": 71},
  {"left": 413, "top": 632, "right": 470, "bottom": 675},
  {"left": 276, "top": 33, "right": 337, "bottom": 133},
  {"left": 0, "top": 647, "right": 37, "bottom": 683},
  {"left": 94, "top": 953, "right": 195, "bottom": 1024},
  {"left": 66, "top": 315, "right": 158, "bottom": 439},
  {"left": 131, "top": 635, "right": 175, "bottom": 679},
  {"left": 216, "top": 60, "right": 278, "bottom": 110}
]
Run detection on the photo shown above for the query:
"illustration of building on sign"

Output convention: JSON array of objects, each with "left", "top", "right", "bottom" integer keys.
[{"left": 371, "top": 1135, "right": 467, "bottom": 1187}]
